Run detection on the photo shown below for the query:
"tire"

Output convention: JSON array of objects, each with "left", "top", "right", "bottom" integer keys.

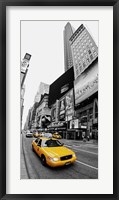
[{"left": 41, "top": 155, "right": 46, "bottom": 166}]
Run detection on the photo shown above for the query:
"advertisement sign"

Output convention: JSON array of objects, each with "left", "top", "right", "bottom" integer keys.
[
  {"left": 65, "top": 89, "right": 74, "bottom": 121},
  {"left": 74, "top": 62, "right": 98, "bottom": 105},
  {"left": 21, "top": 59, "right": 29, "bottom": 73},
  {"left": 51, "top": 107, "right": 56, "bottom": 122},
  {"left": 55, "top": 100, "right": 60, "bottom": 122},
  {"left": 21, "top": 53, "right": 31, "bottom": 73},
  {"left": 48, "top": 67, "right": 74, "bottom": 107},
  {"left": 70, "top": 119, "right": 79, "bottom": 129},
  {"left": 60, "top": 84, "right": 69, "bottom": 94},
  {"left": 24, "top": 53, "right": 31, "bottom": 61},
  {"left": 21, "top": 73, "right": 25, "bottom": 85},
  {"left": 59, "top": 98, "right": 65, "bottom": 121}
]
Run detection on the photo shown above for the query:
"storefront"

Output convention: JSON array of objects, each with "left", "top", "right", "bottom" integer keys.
[
  {"left": 75, "top": 92, "right": 98, "bottom": 139},
  {"left": 74, "top": 60, "right": 98, "bottom": 140},
  {"left": 48, "top": 123, "right": 67, "bottom": 138}
]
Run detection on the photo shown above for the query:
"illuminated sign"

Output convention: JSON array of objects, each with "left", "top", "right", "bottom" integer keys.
[
  {"left": 21, "top": 60, "right": 29, "bottom": 73},
  {"left": 21, "top": 53, "right": 31, "bottom": 73},
  {"left": 74, "top": 62, "right": 98, "bottom": 105},
  {"left": 70, "top": 119, "right": 79, "bottom": 129},
  {"left": 59, "top": 98, "right": 65, "bottom": 121},
  {"left": 65, "top": 89, "right": 74, "bottom": 121},
  {"left": 55, "top": 100, "right": 60, "bottom": 122},
  {"left": 24, "top": 53, "right": 31, "bottom": 61},
  {"left": 51, "top": 107, "right": 56, "bottom": 122},
  {"left": 81, "top": 125, "right": 87, "bottom": 129},
  {"left": 61, "top": 84, "right": 69, "bottom": 94}
]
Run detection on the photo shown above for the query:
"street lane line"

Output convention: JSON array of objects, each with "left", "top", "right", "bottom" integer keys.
[
  {"left": 76, "top": 160, "right": 98, "bottom": 170},
  {"left": 65, "top": 145, "right": 98, "bottom": 155},
  {"left": 73, "top": 144, "right": 98, "bottom": 149}
]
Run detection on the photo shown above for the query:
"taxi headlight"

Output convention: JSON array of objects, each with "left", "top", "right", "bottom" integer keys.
[
  {"left": 52, "top": 157, "right": 59, "bottom": 162},
  {"left": 72, "top": 154, "right": 76, "bottom": 157}
]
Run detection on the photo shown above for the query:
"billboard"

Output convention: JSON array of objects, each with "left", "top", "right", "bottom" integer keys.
[
  {"left": 70, "top": 119, "right": 79, "bottom": 129},
  {"left": 51, "top": 107, "right": 56, "bottom": 122},
  {"left": 74, "top": 61, "right": 98, "bottom": 105},
  {"left": 65, "top": 89, "right": 74, "bottom": 121},
  {"left": 21, "top": 53, "right": 31, "bottom": 74},
  {"left": 59, "top": 98, "right": 65, "bottom": 121},
  {"left": 55, "top": 100, "right": 60, "bottom": 122},
  {"left": 48, "top": 67, "right": 74, "bottom": 107},
  {"left": 21, "top": 59, "right": 29, "bottom": 74},
  {"left": 24, "top": 53, "right": 31, "bottom": 61}
]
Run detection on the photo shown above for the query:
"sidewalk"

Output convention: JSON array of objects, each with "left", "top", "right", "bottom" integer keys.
[{"left": 20, "top": 134, "right": 29, "bottom": 179}]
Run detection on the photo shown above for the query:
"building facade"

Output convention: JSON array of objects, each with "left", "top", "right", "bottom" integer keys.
[
  {"left": 69, "top": 24, "right": 98, "bottom": 80},
  {"left": 48, "top": 23, "right": 98, "bottom": 140},
  {"left": 34, "top": 82, "right": 49, "bottom": 103},
  {"left": 69, "top": 24, "right": 98, "bottom": 139},
  {"left": 48, "top": 67, "right": 75, "bottom": 137},
  {"left": 24, "top": 107, "right": 33, "bottom": 131},
  {"left": 35, "top": 94, "right": 51, "bottom": 129},
  {"left": 64, "top": 22, "right": 74, "bottom": 72}
]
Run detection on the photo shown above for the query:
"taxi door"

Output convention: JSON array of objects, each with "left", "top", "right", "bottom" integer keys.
[
  {"left": 36, "top": 139, "right": 42, "bottom": 156},
  {"left": 33, "top": 138, "right": 39, "bottom": 152}
]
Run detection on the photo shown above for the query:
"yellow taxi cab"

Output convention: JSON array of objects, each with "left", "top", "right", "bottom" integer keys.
[
  {"left": 33, "top": 132, "right": 41, "bottom": 138},
  {"left": 32, "top": 137, "right": 76, "bottom": 167},
  {"left": 52, "top": 132, "right": 62, "bottom": 139}
]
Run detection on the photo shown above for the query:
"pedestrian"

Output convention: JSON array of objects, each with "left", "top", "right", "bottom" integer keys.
[
  {"left": 82, "top": 131, "right": 86, "bottom": 142},
  {"left": 87, "top": 135, "right": 90, "bottom": 141}
]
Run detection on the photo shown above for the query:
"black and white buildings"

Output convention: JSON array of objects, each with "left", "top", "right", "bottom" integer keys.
[{"left": 24, "top": 22, "right": 98, "bottom": 140}]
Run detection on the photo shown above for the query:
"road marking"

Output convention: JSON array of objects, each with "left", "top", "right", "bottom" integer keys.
[
  {"left": 65, "top": 145, "right": 98, "bottom": 155},
  {"left": 83, "top": 144, "right": 98, "bottom": 148},
  {"left": 76, "top": 160, "right": 98, "bottom": 170},
  {"left": 73, "top": 144, "right": 98, "bottom": 149}
]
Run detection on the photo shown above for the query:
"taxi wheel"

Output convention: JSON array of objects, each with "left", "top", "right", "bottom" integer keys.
[{"left": 41, "top": 155, "right": 46, "bottom": 166}]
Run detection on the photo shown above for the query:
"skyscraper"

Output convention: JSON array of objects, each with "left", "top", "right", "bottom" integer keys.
[
  {"left": 34, "top": 82, "right": 49, "bottom": 103},
  {"left": 69, "top": 24, "right": 98, "bottom": 79},
  {"left": 64, "top": 22, "right": 74, "bottom": 72}
]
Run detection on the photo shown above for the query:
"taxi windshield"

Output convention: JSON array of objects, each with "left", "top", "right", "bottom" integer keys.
[{"left": 42, "top": 139, "right": 62, "bottom": 147}]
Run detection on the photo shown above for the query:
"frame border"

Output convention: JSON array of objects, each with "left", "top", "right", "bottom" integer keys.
[{"left": 0, "top": 0, "right": 119, "bottom": 199}]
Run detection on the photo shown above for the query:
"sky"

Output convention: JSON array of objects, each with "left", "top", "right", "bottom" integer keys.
[{"left": 21, "top": 20, "right": 98, "bottom": 128}]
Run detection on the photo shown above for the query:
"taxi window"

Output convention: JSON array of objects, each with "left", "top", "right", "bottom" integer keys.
[
  {"left": 35, "top": 139, "right": 39, "bottom": 144},
  {"left": 45, "top": 139, "right": 62, "bottom": 147},
  {"left": 37, "top": 140, "right": 41, "bottom": 146}
]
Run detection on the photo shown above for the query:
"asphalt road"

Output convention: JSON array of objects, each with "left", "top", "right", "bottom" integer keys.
[{"left": 21, "top": 134, "right": 98, "bottom": 179}]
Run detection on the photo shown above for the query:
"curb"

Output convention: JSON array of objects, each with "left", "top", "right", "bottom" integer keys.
[{"left": 22, "top": 134, "right": 38, "bottom": 179}]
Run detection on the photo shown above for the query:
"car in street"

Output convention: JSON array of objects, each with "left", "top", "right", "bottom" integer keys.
[
  {"left": 44, "top": 132, "right": 52, "bottom": 138},
  {"left": 32, "top": 137, "right": 76, "bottom": 167},
  {"left": 33, "top": 132, "right": 41, "bottom": 138},
  {"left": 26, "top": 131, "right": 33, "bottom": 138},
  {"left": 52, "top": 132, "right": 62, "bottom": 139}
]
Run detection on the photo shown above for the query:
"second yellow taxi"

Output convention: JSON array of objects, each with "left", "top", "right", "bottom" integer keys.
[
  {"left": 52, "top": 132, "right": 62, "bottom": 139},
  {"left": 32, "top": 137, "right": 76, "bottom": 167}
]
